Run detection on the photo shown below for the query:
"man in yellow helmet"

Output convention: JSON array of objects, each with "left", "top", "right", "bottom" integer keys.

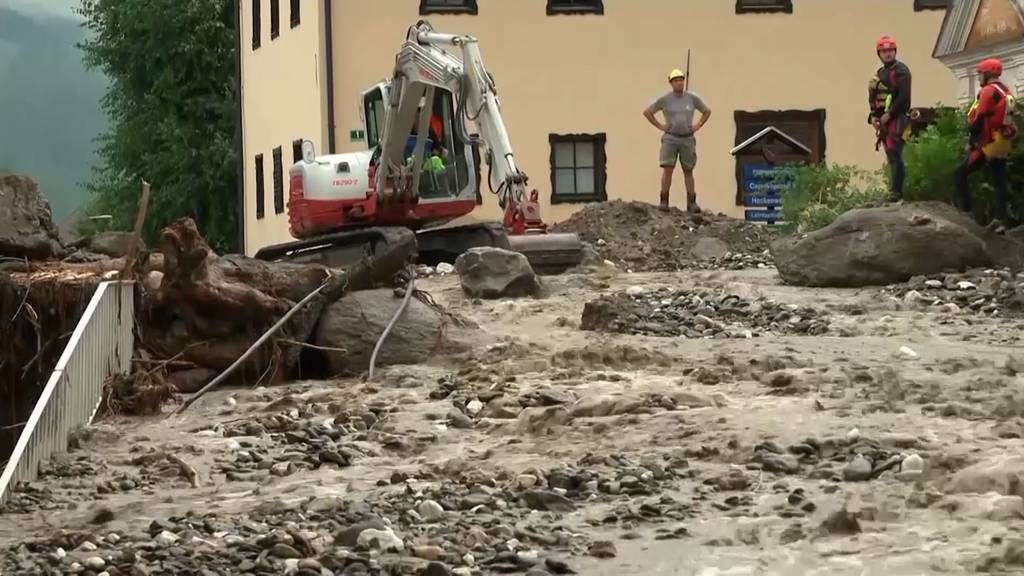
[{"left": 643, "top": 68, "right": 711, "bottom": 213}]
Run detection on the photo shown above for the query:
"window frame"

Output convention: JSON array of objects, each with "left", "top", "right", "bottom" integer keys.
[
  {"left": 270, "top": 0, "right": 280, "bottom": 39},
  {"left": 419, "top": 0, "right": 479, "bottom": 15},
  {"left": 251, "top": 0, "right": 261, "bottom": 50},
  {"left": 913, "top": 0, "right": 948, "bottom": 11},
  {"left": 292, "top": 139, "right": 303, "bottom": 164},
  {"left": 735, "top": 0, "right": 793, "bottom": 14},
  {"left": 548, "top": 132, "right": 608, "bottom": 205},
  {"left": 290, "top": 0, "right": 300, "bottom": 27},
  {"left": 255, "top": 154, "right": 265, "bottom": 220},
  {"left": 272, "top": 146, "right": 284, "bottom": 215},
  {"left": 547, "top": 0, "right": 604, "bottom": 15}
]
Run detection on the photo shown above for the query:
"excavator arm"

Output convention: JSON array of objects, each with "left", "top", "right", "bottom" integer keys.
[{"left": 376, "top": 21, "right": 543, "bottom": 232}]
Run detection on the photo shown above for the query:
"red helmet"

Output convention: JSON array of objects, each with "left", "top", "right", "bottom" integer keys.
[
  {"left": 876, "top": 36, "right": 897, "bottom": 52},
  {"left": 977, "top": 58, "right": 1002, "bottom": 76}
]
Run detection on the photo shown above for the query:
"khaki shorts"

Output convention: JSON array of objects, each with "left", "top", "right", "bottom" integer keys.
[{"left": 660, "top": 134, "right": 697, "bottom": 169}]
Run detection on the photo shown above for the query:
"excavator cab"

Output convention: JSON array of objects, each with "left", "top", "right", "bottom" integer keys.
[{"left": 361, "top": 82, "right": 472, "bottom": 203}]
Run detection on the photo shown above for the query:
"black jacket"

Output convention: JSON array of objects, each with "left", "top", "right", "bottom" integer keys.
[{"left": 876, "top": 60, "right": 912, "bottom": 118}]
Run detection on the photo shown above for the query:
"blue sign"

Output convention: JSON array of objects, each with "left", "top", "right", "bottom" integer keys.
[
  {"left": 745, "top": 195, "right": 783, "bottom": 207},
  {"left": 741, "top": 162, "right": 792, "bottom": 223},
  {"left": 745, "top": 208, "right": 783, "bottom": 223}
]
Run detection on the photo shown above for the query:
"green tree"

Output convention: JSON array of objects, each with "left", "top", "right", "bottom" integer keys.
[{"left": 76, "top": 0, "right": 238, "bottom": 253}]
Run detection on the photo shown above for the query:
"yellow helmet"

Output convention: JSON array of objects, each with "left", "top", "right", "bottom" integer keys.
[{"left": 668, "top": 69, "right": 685, "bottom": 81}]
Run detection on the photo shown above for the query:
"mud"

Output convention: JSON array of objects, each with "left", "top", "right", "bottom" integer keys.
[
  {"left": 550, "top": 200, "right": 777, "bottom": 272},
  {"left": 3, "top": 246, "right": 1024, "bottom": 574}
]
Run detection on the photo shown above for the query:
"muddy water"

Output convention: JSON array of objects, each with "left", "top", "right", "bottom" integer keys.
[{"left": 2, "top": 267, "right": 1024, "bottom": 575}]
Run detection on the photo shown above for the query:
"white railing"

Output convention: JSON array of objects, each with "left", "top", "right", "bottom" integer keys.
[{"left": 0, "top": 280, "right": 134, "bottom": 506}]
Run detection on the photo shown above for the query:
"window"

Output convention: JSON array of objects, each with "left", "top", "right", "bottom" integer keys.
[
  {"left": 290, "top": 0, "right": 300, "bottom": 27},
  {"left": 292, "top": 139, "right": 303, "bottom": 164},
  {"left": 255, "top": 154, "right": 265, "bottom": 219},
  {"left": 549, "top": 133, "right": 607, "bottom": 204},
  {"left": 547, "top": 0, "right": 604, "bottom": 15},
  {"left": 735, "top": 0, "right": 793, "bottom": 14},
  {"left": 914, "top": 0, "right": 948, "bottom": 10},
  {"left": 270, "top": 0, "right": 280, "bottom": 39},
  {"left": 419, "top": 0, "right": 478, "bottom": 15},
  {"left": 251, "top": 0, "right": 261, "bottom": 50},
  {"left": 272, "top": 146, "right": 284, "bottom": 214}
]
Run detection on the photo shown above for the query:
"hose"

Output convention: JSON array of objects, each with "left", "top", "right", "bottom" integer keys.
[{"left": 368, "top": 266, "right": 415, "bottom": 381}]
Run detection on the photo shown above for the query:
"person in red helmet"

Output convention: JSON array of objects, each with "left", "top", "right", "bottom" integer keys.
[
  {"left": 870, "top": 36, "right": 912, "bottom": 202},
  {"left": 954, "top": 57, "right": 1017, "bottom": 228}
]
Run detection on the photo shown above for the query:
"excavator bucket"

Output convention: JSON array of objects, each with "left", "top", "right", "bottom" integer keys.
[{"left": 505, "top": 232, "right": 585, "bottom": 275}]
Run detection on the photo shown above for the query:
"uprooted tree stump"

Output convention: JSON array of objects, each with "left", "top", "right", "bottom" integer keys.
[{"left": 138, "top": 217, "right": 362, "bottom": 387}]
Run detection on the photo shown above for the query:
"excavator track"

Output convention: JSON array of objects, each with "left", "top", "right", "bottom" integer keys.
[
  {"left": 253, "top": 223, "right": 584, "bottom": 279},
  {"left": 253, "top": 227, "right": 418, "bottom": 289}
]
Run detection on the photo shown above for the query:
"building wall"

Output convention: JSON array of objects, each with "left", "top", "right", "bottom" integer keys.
[
  {"left": 240, "top": 0, "right": 328, "bottom": 255},
  {"left": 239, "top": 0, "right": 959, "bottom": 254}
]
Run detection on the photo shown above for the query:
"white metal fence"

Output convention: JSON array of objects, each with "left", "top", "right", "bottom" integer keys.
[{"left": 0, "top": 280, "right": 134, "bottom": 506}]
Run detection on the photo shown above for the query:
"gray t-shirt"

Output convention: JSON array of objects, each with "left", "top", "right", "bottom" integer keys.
[{"left": 647, "top": 90, "right": 709, "bottom": 138}]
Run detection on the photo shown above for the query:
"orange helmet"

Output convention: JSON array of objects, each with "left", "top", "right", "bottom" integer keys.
[
  {"left": 977, "top": 58, "right": 1002, "bottom": 77},
  {"left": 876, "top": 36, "right": 897, "bottom": 52}
]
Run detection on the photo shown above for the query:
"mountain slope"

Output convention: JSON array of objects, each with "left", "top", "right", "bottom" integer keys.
[{"left": 0, "top": 6, "right": 108, "bottom": 221}]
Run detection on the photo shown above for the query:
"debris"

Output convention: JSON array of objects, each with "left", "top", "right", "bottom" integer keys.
[{"left": 550, "top": 200, "right": 775, "bottom": 271}]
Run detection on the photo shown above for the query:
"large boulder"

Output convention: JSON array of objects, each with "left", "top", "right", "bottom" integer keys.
[
  {"left": 312, "top": 288, "right": 472, "bottom": 375},
  {"left": 770, "top": 201, "right": 1024, "bottom": 287},
  {"left": 454, "top": 247, "right": 541, "bottom": 299},
  {"left": 0, "top": 172, "right": 65, "bottom": 260}
]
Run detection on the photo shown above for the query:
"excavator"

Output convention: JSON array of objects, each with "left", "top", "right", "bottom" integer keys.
[{"left": 253, "top": 20, "right": 584, "bottom": 279}]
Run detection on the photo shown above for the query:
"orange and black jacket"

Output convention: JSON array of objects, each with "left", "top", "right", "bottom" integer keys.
[
  {"left": 968, "top": 81, "right": 1011, "bottom": 148},
  {"left": 876, "top": 60, "right": 912, "bottom": 120}
]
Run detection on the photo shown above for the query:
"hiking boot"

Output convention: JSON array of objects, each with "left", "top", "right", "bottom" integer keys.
[
  {"left": 686, "top": 194, "right": 702, "bottom": 214},
  {"left": 659, "top": 192, "right": 670, "bottom": 212}
]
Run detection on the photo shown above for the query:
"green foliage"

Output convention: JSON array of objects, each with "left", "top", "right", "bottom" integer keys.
[
  {"left": 901, "top": 100, "right": 1024, "bottom": 224},
  {"left": 778, "top": 162, "right": 889, "bottom": 233},
  {"left": 75, "top": 0, "right": 238, "bottom": 253},
  {"left": 780, "top": 99, "right": 1023, "bottom": 233},
  {"left": 900, "top": 106, "right": 964, "bottom": 204}
]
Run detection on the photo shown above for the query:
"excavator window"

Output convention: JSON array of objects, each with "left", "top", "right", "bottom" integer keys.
[{"left": 364, "top": 88, "right": 385, "bottom": 150}]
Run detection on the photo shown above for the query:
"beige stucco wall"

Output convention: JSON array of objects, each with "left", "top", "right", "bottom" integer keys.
[
  {"left": 239, "top": 0, "right": 959, "bottom": 254},
  {"left": 240, "top": 0, "right": 327, "bottom": 255},
  {"left": 329, "top": 0, "right": 957, "bottom": 224}
]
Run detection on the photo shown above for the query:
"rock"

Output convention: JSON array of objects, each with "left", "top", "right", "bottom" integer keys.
[
  {"left": 413, "top": 545, "right": 444, "bottom": 561},
  {"left": 588, "top": 540, "right": 617, "bottom": 559},
  {"left": 356, "top": 528, "right": 404, "bottom": 552},
  {"left": 166, "top": 368, "right": 216, "bottom": 394},
  {"left": 418, "top": 499, "right": 446, "bottom": 522},
  {"left": 947, "top": 456, "right": 1024, "bottom": 498},
  {"left": 79, "top": 231, "right": 145, "bottom": 259},
  {"left": 521, "top": 490, "right": 575, "bottom": 512},
  {"left": 84, "top": 557, "right": 106, "bottom": 569},
  {"left": 671, "top": 390, "right": 715, "bottom": 408},
  {"left": 770, "top": 201, "right": 1023, "bottom": 287},
  {"left": 843, "top": 455, "right": 873, "bottom": 482},
  {"left": 334, "top": 519, "right": 389, "bottom": 547},
  {"left": 454, "top": 247, "right": 541, "bottom": 299},
  {"left": 818, "top": 507, "right": 861, "bottom": 535},
  {"left": 940, "top": 493, "right": 1024, "bottom": 520},
  {"left": 690, "top": 237, "right": 730, "bottom": 260},
  {"left": 570, "top": 395, "right": 642, "bottom": 418},
  {"left": 0, "top": 172, "right": 65, "bottom": 259},
  {"left": 423, "top": 562, "right": 453, "bottom": 576},
  {"left": 313, "top": 288, "right": 471, "bottom": 374}
]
